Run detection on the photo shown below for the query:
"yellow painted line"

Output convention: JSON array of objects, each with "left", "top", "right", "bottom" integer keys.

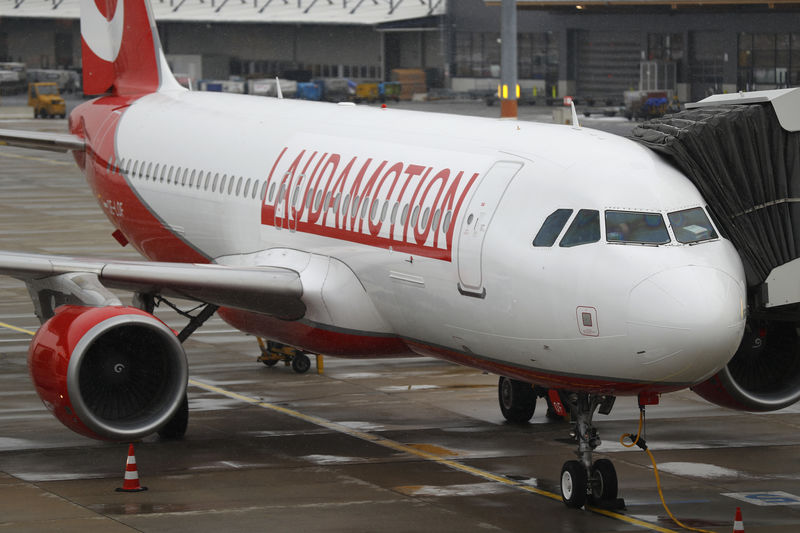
[
  {"left": 0, "top": 151, "right": 74, "bottom": 166},
  {"left": 0, "top": 320, "right": 677, "bottom": 532},
  {"left": 0, "top": 321, "right": 35, "bottom": 336},
  {"left": 188, "top": 377, "right": 678, "bottom": 533}
]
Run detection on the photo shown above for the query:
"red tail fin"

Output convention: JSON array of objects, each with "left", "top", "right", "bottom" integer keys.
[{"left": 81, "top": 0, "right": 180, "bottom": 96}]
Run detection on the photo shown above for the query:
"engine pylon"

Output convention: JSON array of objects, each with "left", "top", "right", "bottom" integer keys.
[{"left": 116, "top": 444, "right": 148, "bottom": 492}]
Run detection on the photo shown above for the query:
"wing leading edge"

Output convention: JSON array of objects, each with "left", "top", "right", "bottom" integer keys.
[
  {"left": 0, "top": 251, "right": 305, "bottom": 321},
  {"left": 0, "top": 129, "right": 85, "bottom": 152}
]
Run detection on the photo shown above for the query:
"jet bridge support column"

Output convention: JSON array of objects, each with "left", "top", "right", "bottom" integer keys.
[{"left": 500, "top": 0, "right": 518, "bottom": 118}]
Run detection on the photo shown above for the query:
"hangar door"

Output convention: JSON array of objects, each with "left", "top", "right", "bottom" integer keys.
[{"left": 576, "top": 31, "right": 641, "bottom": 103}]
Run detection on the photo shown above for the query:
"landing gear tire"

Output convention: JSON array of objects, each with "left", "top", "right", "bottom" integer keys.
[
  {"left": 261, "top": 358, "right": 279, "bottom": 367},
  {"left": 560, "top": 460, "right": 588, "bottom": 508},
  {"left": 291, "top": 353, "right": 311, "bottom": 374},
  {"left": 158, "top": 394, "right": 189, "bottom": 440},
  {"left": 589, "top": 458, "right": 618, "bottom": 504},
  {"left": 498, "top": 377, "right": 535, "bottom": 423}
]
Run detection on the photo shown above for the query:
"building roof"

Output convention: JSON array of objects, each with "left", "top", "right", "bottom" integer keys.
[{"left": 0, "top": 0, "right": 446, "bottom": 25}]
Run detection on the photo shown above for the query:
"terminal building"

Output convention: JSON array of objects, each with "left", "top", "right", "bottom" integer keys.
[{"left": 0, "top": 0, "right": 798, "bottom": 103}]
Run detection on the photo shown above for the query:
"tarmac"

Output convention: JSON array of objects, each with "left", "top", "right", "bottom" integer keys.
[{"left": 1, "top": 97, "right": 800, "bottom": 532}]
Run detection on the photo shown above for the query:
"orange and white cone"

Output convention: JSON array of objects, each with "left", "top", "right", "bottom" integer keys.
[
  {"left": 116, "top": 444, "right": 148, "bottom": 492},
  {"left": 733, "top": 506, "right": 744, "bottom": 533}
]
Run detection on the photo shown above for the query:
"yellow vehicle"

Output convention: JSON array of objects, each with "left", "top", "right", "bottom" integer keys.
[
  {"left": 354, "top": 82, "right": 379, "bottom": 103},
  {"left": 28, "top": 82, "right": 66, "bottom": 119}
]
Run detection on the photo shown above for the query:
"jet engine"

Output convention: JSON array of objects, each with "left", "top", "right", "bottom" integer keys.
[
  {"left": 28, "top": 304, "right": 188, "bottom": 440},
  {"left": 692, "top": 319, "right": 800, "bottom": 411}
]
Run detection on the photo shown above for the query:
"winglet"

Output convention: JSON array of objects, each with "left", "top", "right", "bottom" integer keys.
[{"left": 81, "top": 0, "right": 182, "bottom": 96}]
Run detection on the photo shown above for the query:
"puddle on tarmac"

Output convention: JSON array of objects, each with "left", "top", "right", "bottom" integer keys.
[
  {"left": 655, "top": 462, "right": 747, "bottom": 479},
  {"left": 89, "top": 502, "right": 209, "bottom": 515},
  {"left": 302, "top": 454, "right": 364, "bottom": 465},
  {"left": 379, "top": 385, "right": 440, "bottom": 392},
  {"left": 394, "top": 482, "right": 512, "bottom": 497}
]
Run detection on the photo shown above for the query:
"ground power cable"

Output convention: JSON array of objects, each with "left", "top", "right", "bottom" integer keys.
[{"left": 621, "top": 409, "right": 716, "bottom": 533}]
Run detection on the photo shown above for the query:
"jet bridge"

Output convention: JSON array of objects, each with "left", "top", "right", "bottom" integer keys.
[
  {"left": 630, "top": 88, "right": 800, "bottom": 412},
  {"left": 631, "top": 88, "right": 800, "bottom": 307}
]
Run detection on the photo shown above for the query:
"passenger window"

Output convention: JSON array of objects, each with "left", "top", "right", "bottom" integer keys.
[
  {"left": 443, "top": 211, "right": 452, "bottom": 234},
  {"left": 268, "top": 182, "right": 276, "bottom": 201},
  {"left": 181, "top": 168, "right": 188, "bottom": 186},
  {"left": 228, "top": 176, "right": 235, "bottom": 195},
  {"left": 260, "top": 181, "right": 267, "bottom": 201},
  {"left": 380, "top": 200, "right": 388, "bottom": 222},
  {"left": 204, "top": 172, "right": 211, "bottom": 190},
  {"left": 401, "top": 204, "right": 409, "bottom": 225},
  {"left": 560, "top": 209, "right": 600, "bottom": 248},
  {"left": 370, "top": 199, "right": 378, "bottom": 221},
  {"left": 360, "top": 197, "right": 370, "bottom": 219},
  {"left": 220, "top": 175, "right": 227, "bottom": 193},
  {"left": 236, "top": 177, "right": 243, "bottom": 196},
  {"left": 533, "top": 208, "right": 573, "bottom": 247},
  {"left": 160, "top": 166, "right": 166, "bottom": 182},
  {"left": 189, "top": 170, "right": 196, "bottom": 188},
  {"left": 668, "top": 207, "right": 719, "bottom": 244},
  {"left": 315, "top": 190, "right": 323, "bottom": 211},
  {"left": 606, "top": 210, "right": 670, "bottom": 245},
  {"left": 243, "top": 178, "right": 251, "bottom": 197},
  {"left": 132, "top": 160, "right": 139, "bottom": 177},
  {"left": 411, "top": 205, "right": 420, "bottom": 227},
  {"left": 391, "top": 202, "right": 399, "bottom": 224}
]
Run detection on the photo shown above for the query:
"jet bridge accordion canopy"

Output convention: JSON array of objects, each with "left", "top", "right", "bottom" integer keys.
[{"left": 631, "top": 104, "right": 800, "bottom": 288}]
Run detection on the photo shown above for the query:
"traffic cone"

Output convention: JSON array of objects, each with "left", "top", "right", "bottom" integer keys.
[
  {"left": 116, "top": 444, "right": 148, "bottom": 492},
  {"left": 732, "top": 506, "right": 744, "bottom": 533}
]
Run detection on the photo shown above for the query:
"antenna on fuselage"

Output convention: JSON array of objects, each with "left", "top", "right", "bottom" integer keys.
[
  {"left": 570, "top": 101, "right": 581, "bottom": 129},
  {"left": 275, "top": 77, "right": 283, "bottom": 99}
]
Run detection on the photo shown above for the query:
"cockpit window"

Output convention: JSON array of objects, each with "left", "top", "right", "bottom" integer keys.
[
  {"left": 668, "top": 207, "right": 718, "bottom": 243},
  {"left": 533, "top": 208, "right": 573, "bottom": 247},
  {"left": 560, "top": 209, "right": 600, "bottom": 247},
  {"left": 605, "top": 211, "right": 670, "bottom": 245}
]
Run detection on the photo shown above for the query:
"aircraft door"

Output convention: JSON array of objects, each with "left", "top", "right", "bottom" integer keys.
[
  {"left": 457, "top": 161, "right": 523, "bottom": 296},
  {"left": 273, "top": 174, "right": 290, "bottom": 231}
]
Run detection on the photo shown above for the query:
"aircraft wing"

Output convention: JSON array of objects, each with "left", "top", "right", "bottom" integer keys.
[
  {"left": 0, "top": 251, "right": 305, "bottom": 321},
  {"left": 0, "top": 129, "right": 85, "bottom": 152}
]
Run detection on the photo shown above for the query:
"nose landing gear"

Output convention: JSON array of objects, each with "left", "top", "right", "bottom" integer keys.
[{"left": 559, "top": 392, "right": 624, "bottom": 510}]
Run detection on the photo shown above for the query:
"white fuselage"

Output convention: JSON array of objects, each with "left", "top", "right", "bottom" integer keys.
[{"left": 80, "top": 90, "right": 747, "bottom": 394}]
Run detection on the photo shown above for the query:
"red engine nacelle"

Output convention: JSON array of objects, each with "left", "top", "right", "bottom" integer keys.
[{"left": 28, "top": 305, "right": 188, "bottom": 440}]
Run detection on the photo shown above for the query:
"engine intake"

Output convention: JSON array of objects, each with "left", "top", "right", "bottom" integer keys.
[
  {"left": 28, "top": 305, "right": 188, "bottom": 440},
  {"left": 692, "top": 319, "right": 800, "bottom": 411}
]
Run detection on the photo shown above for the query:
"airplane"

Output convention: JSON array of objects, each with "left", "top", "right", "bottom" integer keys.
[{"left": 0, "top": 0, "right": 785, "bottom": 511}]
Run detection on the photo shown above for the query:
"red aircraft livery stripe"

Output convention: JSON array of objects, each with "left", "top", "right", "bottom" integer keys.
[{"left": 260, "top": 146, "right": 482, "bottom": 262}]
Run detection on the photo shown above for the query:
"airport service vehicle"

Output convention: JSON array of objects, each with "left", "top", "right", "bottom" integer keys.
[
  {"left": 28, "top": 82, "right": 67, "bottom": 118},
  {"left": 2, "top": 0, "right": 796, "bottom": 510}
]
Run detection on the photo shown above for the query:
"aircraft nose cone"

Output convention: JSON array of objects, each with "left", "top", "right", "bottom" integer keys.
[{"left": 627, "top": 266, "right": 745, "bottom": 375}]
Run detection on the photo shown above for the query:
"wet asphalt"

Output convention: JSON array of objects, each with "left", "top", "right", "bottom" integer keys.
[{"left": 0, "top": 103, "right": 799, "bottom": 532}]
